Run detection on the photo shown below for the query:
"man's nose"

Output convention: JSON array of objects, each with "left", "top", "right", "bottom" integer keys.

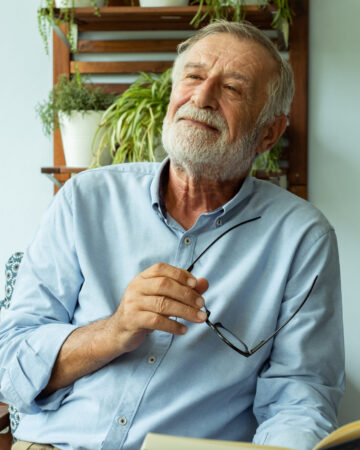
[{"left": 191, "top": 79, "right": 219, "bottom": 110}]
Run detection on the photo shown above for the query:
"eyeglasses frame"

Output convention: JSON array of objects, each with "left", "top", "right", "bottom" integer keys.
[
  {"left": 185, "top": 216, "right": 318, "bottom": 357},
  {"left": 203, "top": 276, "right": 318, "bottom": 357}
]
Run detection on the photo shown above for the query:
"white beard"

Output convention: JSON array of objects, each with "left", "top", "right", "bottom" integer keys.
[{"left": 162, "top": 103, "right": 260, "bottom": 182}]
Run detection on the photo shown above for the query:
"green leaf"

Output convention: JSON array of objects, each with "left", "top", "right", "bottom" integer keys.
[{"left": 91, "top": 68, "right": 172, "bottom": 165}]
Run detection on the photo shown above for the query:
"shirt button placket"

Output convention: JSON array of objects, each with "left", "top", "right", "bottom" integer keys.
[
  {"left": 184, "top": 237, "right": 192, "bottom": 245},
  {"left": 118, "top": 416, "right": 127, "bottom": 426},
  {"left": 175, "top": 234, "right": 196, "bottom": 271}
]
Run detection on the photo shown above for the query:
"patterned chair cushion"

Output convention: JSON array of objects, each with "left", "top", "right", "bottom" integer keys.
[
  {"left": 1, "top": 252, "right": 23, "bottom": 310},
  {"left": 1, "top": 252, "right": 24, "bottom": 434}
]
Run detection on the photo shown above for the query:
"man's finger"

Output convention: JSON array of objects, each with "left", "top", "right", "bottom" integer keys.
[
  {"left": 141, "top": 295, "right": 207, "bottom": 324},
  {"left": 139, "top": 311, "right": 188, "bottom": 335},
  {"left": 141, "top": 262, "right": 197, "bottom": 288},
  {"left": 196, "top": 278, "right": 209, "bottom": 295},
  {"left": 138, "top": 276, "right": 205, "bottom": 309}
]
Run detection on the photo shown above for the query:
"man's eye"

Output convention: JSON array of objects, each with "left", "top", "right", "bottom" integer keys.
[
  {"left": 225, "top": 85, "right": 238, "bottom": 92},
  {"left": 187, "top": 74, "right": 202, "bottom": 80}
]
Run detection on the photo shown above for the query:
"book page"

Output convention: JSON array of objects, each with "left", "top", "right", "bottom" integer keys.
[
  {"left": 314, "top": 421, "right": 360, "bottom": 449},
  {"left": 141, "top": 433, "right": 293, "bottom": 450}
]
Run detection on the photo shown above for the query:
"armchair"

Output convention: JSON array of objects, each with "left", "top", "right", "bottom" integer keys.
[{"left": 0, "top": 404, "right": 12, "bottom": 447}]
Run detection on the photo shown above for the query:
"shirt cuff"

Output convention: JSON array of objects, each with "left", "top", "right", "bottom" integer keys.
[
  {"left": 6, "top": 323, "right": 77, "bottom": 414},
  {"left": 35, "top": 385, "right": 73, "bottom": 411}
]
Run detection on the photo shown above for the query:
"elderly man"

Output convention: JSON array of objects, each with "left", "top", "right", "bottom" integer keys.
[{"left": 0, "top": 20, "right": 344, "bottom": 450}]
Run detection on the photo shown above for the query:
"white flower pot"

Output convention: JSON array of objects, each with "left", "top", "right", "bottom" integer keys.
[
  {"left": 139, "top": 0, "right": 188, "bottom": 7},
  {"left": 59, "top": 110, "right": 104, "bottom": 167},
  {"left": 55, "top": 0, "right": 105, "bottom": 7}
]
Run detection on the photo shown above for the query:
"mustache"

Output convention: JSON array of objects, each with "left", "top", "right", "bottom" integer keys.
[{"left": 173, "top": 103, "right": 228, "bottom": 132}]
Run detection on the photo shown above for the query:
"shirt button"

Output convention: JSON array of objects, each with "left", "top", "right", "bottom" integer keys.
[
  {"left": 118, "top": 416, "right": 127, "bottom": 426},
  {"left": 184, "top": 237, "right": 191, "bottom": 245},
  {"left": 148, "top": 356, "right": 156, "bottom": 364},
  {"left": 216, "top": 218, "right": 222, "bottom": 226}
]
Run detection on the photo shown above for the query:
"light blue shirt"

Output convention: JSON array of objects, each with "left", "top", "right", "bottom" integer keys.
[{"left": 0, "top": 160, "right": 344, "bottom": 450}]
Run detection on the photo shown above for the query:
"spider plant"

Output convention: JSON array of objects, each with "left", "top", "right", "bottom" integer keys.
[{"left": 91, "top": 68, "right": 172, "bottom": 166}]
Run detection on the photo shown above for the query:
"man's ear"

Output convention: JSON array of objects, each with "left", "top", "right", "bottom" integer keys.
[{"left": 255, "top": 114, "right": 287, "bottom": 155}]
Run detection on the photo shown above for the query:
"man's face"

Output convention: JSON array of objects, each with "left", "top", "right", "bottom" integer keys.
[{"left": 162, "top": 33, "right": 278, "bottom": 181}]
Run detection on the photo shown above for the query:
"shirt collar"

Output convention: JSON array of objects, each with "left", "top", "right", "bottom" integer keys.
[
  {"left": 150, "top": 157, "right": 256, "bottom": 219},
  {"left": 220, "top": 175, "right": 255, "bottom": 216},
  {"left": 150, "top": 157, "right": 170, "bottom": 217}
]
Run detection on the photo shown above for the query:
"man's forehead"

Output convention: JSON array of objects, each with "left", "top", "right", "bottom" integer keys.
[
  {"left": 183, "top": 62, "right": 251, "bottom": 84},
  {"left": 182, "top": 34, "right": 277, "bottom": 81}
]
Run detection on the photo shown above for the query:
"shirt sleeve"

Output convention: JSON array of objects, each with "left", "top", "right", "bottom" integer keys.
[
  {"left": 252, "top": 228, "right": 345, "bottom": 450},
  {"left": 0, "top": 183, "right": 81, "bottom": 414}
]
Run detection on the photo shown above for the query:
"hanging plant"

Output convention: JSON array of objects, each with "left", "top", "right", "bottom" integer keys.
[
  {"left": 190, "top": 0, "right": 246, "bottom": 28},
  {"left": 37, "top": 0, "right": 108, "bottom": 54},
  {"left": 267, "top": 0, "right": 293, "bottom": 28},
  {"left": 190, "top": 0, "right": 293, "bottom": 30}
]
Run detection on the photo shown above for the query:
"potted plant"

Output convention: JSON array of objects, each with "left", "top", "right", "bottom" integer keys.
[
  {"left": 91, "top": 68, "right": 172, "bottom": 167},
  {"left": 190, "top": 0, "right": 293, "bottom": 31},
  {"left": 250, "top": 137, "right": 285, "bottom": 187},
  {"left": 251, "top": 139, "right": 283, "bottom": 172},
  {"left": 37, "top": 71, "right": 116, "bottom": 167},
  {"left": 37, "top": 0, "right": 107, "bottom": 54}
]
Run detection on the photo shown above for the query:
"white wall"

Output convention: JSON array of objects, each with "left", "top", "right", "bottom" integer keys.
[
  {"left": 309, "top": 0, "right": 360, "bottom": 424},
  {"left": 0, "top": 0, "right": 358, "bottom": 427},
  {"left": 0, "top": 0, "right": 53, "bottom": 295}
]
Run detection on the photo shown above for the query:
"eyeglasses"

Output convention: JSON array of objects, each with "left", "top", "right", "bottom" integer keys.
[{"left": 186, "top": 216, "right": 318, "bottom": 357}]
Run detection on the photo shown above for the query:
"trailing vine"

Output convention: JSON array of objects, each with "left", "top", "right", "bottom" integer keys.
[{"left": 190, "top": 0, "right": 293, "bottom": 30}]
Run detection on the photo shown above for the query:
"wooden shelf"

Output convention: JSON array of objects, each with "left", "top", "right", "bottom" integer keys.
[
  {"left": 41, "top": 167, "right": 86, "bottom": 175},
  {"left": 0, "top": 402, "right": 9, "bottom": 430},
  {"left": 45, "top": 0, "right": 308, "bottom": 199},
  {"left": 41, "top": 167, "right": 86, "bottom": 190},
  {"left": 71, "top": 60, "right": 173, "bottom": 75},
  {"left": 54, "top": 5, "right": 276, "bottom": 31},
  {"left": 77, "top": 38, "right": 184, "bottom": 53}
]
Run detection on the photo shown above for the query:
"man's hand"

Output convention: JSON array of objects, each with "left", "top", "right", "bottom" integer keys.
[
  {"left": 43, "top": 263, "right": 208, "bottom": 395},
  {"left": 108, "top": 263, "right": 209, "bottom": 354}
]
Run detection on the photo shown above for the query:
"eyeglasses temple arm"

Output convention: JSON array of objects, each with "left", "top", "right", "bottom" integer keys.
[
  {"left": 186, "top": 216, "right": 261, "bottom": 273},
  {"left": 249, "top": 275, "right": 319, "bottom": 355}
]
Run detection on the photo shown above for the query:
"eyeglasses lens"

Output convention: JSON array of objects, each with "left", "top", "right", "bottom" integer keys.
[{"left": 215, "top": 325, "right": 249, "bottom": 354}]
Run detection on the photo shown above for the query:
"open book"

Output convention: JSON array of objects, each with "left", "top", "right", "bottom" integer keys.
[{"left": 141, "top": 420, "right": 360, "bottom": 450}]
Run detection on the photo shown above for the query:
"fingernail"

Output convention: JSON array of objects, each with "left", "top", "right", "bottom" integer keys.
[
  {"left": 197, "top": 311, "right": 207, "bottom": 321},
  {"left": 187, "top": 278, "right": 197, "bottom": 288},
  {"left": 196, "top": 297, "right": 204, "bottom": 308}
]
